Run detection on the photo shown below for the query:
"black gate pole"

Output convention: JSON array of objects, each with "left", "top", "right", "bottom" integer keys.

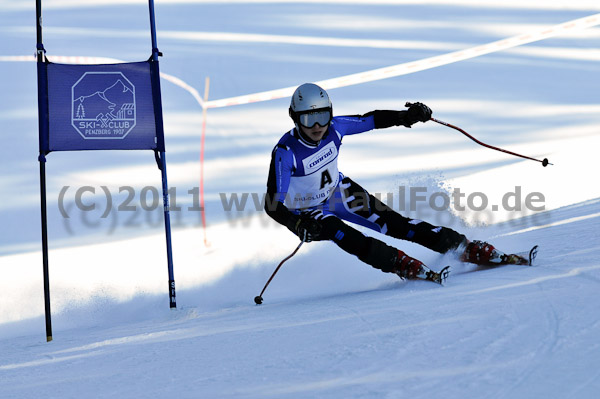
[
  {"left": 148, "top": 0, "right": 176, "bottom": 308},
  {"left": 36, "top": 0, "right": 52, "bottom": 342}
]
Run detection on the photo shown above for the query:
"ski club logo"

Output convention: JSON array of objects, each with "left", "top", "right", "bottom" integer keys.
[{"left": 71, "top": 72, "right": 136, "bottom": 139}]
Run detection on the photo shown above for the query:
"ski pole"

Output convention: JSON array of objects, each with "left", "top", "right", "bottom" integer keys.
[
  {"left": 406, "top": 103, "right": 552, "bottom": 167},
  {"left": 430, "top": 117, "right": 551, "bottom": 166},
  {"left": 254, "top": 240, "right": 304, "bottom": 305}
]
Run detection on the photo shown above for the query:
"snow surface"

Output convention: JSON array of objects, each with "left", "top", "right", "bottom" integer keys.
[{"left": 1, "top": 1, "right": 600, "bottom": 398}]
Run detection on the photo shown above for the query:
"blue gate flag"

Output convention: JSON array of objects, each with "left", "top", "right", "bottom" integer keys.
[
  {"left": 36, "top": 0, "right": 177, "bottom": 342},
  {"left": 40, "top": 60, "right": 165, "bottom": 152}
]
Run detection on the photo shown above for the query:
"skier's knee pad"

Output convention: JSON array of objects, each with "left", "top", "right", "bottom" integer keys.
[
  {"left": 429, "top": 227, "right": 467, "bottom": 253},
  {"left": 318, "top": 217, "right": 397, "bottom": 272},
  {"left": 387, "top": 216, "right": 466, "bottom": 254},
  {"left": 318, "top": 216, "right": 347, "bottom": 241},
  {"left": 360, "top": 237, "right": 398, "bottom": 273}
]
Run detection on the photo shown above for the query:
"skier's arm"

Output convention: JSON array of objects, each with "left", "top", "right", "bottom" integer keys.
[
  {"left": 362, "top": 110, "right": 410, "bottom": 129},
  {"left": 363, "top": 103, "right": 432, "bottom": 129},
  {"left": 264, "top": 145, "right": 301, "bottom": 234},
  {"left": 265, "top": 200, "right": 300, "bottom": 233},
  {"left": 335, "top": 103, "right": 432, "bottom": 136}
]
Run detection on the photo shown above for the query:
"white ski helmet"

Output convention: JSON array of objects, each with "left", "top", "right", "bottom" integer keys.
[{"left": 289, "top": 83, "right": 333, "bottom": 129}]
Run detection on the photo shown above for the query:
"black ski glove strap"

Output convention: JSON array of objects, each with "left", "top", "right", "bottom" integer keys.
[
  {"left": 404, "top": 102, "right": 432, "bottom": 127},
  {"left": 294, "top": 213, "right": 323, "bottom": 242}
]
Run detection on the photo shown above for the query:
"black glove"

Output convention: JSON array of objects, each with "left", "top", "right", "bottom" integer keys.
[
  {"left": 294, "top": 210, "right": 324, "bottom": 242},
  {"left": 404, "top": 102, "right": 432, "bottom": 127}
]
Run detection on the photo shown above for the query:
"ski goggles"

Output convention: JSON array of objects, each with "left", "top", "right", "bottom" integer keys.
[{"left": 298, "top": 108, "right": 332, "bottom": 128}]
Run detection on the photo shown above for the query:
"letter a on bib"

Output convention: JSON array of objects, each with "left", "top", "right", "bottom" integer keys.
[{"left": 320, "top": 169, "right": 332, "bottom": 189}]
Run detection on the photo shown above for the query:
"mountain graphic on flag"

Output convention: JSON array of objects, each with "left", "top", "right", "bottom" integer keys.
[{"left": 73, "top": 79, "right": 135, "bottom": 121}]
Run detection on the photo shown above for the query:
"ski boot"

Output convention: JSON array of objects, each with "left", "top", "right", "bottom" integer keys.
[
  {"left": 394, "top": 250, "right": 450, "bottom": 285},
  {"left": 460, "top": 240, "right": 534, "bottom": 266},
  {"left": 460, "top": 240, "right": 503, "bottom": 265}
]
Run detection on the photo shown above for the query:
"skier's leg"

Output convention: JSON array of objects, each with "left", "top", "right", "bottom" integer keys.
[
  {"left": 327, "top": 177, "right": 466, "bottom": 253},
  {"left": 362, "top": 195, "right": 507, "bottom": 264},
  {"left": 325, "top": 178, "right": 510, "bottom": 265},
  {"left": 314, "top": 213, "right": 397, "bottom": 272},
  {"left": 311, "top": 212, "right": 441, "bottom": 279},
  {"left": 369, "top": 193, "right": 466, "bottom": 253}
]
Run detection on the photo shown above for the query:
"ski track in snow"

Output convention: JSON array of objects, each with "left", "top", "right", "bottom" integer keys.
[{"left": 1, "top": 1, "right": 600, "bottom": 398}]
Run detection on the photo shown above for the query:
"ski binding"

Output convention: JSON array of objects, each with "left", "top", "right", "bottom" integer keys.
[{"left": 425, "top": 265, "right": 451, "bottom": 285}]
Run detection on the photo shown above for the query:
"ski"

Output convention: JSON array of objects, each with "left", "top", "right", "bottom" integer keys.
[
  {"left": 460, "top": 244, "right": 539, "bottom": 268},
  {"left": 500, "top": 245, "right": 538, "bottom": 266},
  {"left": 397, "top": 265, "right": 451, "bottom": 285}
]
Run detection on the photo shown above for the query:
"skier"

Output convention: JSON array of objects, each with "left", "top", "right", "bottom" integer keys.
[{"left": 264, "top": 83, "right": 505, "bottom": 283}]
